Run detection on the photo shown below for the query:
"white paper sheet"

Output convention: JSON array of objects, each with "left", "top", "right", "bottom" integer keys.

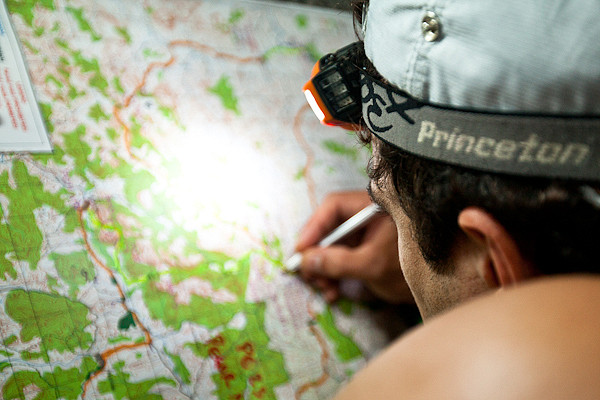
[{"left": 0, "top": 1, "right": 51, "bottom": 152}]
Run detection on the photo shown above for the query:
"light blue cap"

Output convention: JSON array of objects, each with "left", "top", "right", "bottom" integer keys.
[{"left": 364, "top": 0, "right": 600, "bottom": 115}]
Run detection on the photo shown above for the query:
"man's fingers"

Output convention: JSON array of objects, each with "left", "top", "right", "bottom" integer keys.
[
  {"left": 311, "top": 277, "right": 341, "bottom": 303},
  {"left": 295, "top": 191, "right": 371, "bottom": 251},
  {"left": 323, "top": 287, "right": 340, "bottom": 303},
  {"left": 300, "top": 246, "right": 375, "bottom": 281},
  {"left": 312, "top": 276, "right": 334, "bottom": 291},
  {"left": 303, "top": 274, "right": 341, "bottom": 303}
]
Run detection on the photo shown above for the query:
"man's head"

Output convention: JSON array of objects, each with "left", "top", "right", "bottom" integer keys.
[{"left": 349, "top": 0, "right": 600, "bottom": 318}]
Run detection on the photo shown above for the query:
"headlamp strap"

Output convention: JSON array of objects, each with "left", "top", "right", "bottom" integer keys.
[{"left": 361, "top": 72, "right": 600, "bottom": 181}]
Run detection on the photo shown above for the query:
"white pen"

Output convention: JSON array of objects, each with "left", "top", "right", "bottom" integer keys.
[{"left": 285, "top": 203, "right": 382, "bottom": 272}]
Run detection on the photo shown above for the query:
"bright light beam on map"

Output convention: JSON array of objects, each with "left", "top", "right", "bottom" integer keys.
[{"left": 168, "top": 132, "right": 273, "bottom": 229}]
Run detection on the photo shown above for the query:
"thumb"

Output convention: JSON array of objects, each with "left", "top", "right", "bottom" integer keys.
[{"left": 300, "top": 246, "right": 372, "bottom": 280}]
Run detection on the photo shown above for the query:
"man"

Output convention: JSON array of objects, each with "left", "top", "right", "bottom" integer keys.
[{"left": 295, "top": 0, "right": 600, "bottom": 396}]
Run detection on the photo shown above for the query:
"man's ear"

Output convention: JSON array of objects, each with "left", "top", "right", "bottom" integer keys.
[{"left": 457, "top": 207, "right": 535, "bottom": 287}]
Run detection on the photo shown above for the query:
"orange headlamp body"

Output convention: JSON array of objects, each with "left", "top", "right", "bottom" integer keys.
[{"left": 302, "top": 42, "right": 362, "bottom": 131}]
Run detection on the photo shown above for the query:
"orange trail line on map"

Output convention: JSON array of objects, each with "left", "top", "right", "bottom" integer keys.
[
  {"left": 114, "top": 40, "right": 264, "bottom": 162},
  {"left": 295, "top": 302, "right": 331, "bottom": 399},
  {"left": 77, "top": 207, "right": 153, "bottom": 398},
  {"left": 293, "top": 103, "right": 318, "bottom": 210},
  {"left": 113, "top": 55, "right": 176, "bottom": 163}
]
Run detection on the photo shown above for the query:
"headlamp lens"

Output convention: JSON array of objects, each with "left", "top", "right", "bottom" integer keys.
[{"left": 303, "top": 89, "right": 326, "bottom": 122}]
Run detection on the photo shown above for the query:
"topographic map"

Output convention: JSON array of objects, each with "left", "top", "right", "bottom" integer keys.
[{"left": 0, "top": 0, "right": 402, "bottom": 399}]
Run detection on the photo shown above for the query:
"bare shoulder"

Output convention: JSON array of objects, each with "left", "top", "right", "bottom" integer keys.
[{"left": 336, "top": 275, "right": 600, "bottom": 400}]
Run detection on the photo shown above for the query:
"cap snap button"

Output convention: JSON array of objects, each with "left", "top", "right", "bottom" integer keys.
[{"left": 422, "top": 11, "right": 441, "bottom": 42}]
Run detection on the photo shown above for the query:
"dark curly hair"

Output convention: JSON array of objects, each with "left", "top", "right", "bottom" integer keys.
[{"left": 351, "top": 0, "right": 600, "bottom": 275}]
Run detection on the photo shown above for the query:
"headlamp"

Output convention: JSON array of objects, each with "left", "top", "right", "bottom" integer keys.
[
  {"left": 303, "top": 41, "right": 600, "bottom": 181},
  {"left": 302, "top": 42, "right": 362, "bottom": 130}
]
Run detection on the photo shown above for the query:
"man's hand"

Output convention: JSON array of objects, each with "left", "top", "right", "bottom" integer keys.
[{"left": 295, "top": 191, "right": 414, "bottom": 304}]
